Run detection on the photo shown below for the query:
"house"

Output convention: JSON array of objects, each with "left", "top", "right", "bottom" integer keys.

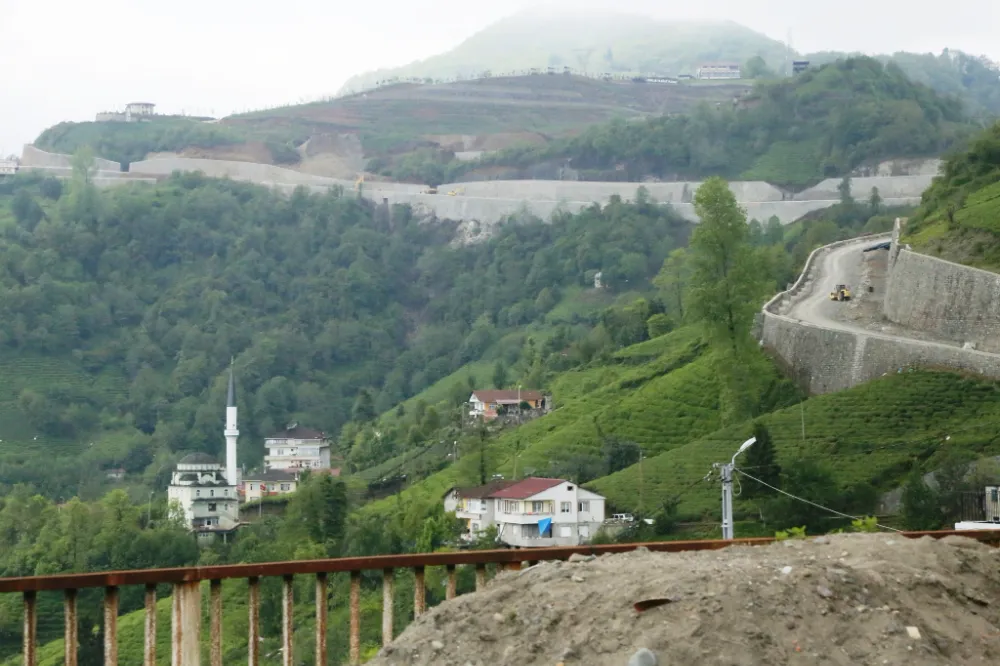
[
  {"left": 0, "top": 158, "right": 18, "bottom": 176},
  {"left": 125, "top": 102, "right": 155, "bottom": 121},
  {"left": 105, "top": 468, "right": 126, "bottom": 481},
  {"left": 264, "top": 423, "right": 332, "bottom": 470},
  {"left": 792, "top": 60, "right": 811, "bottom": 75},
  {"left": 468, "top": 390, "right": 547, "bottom": 421},
  {"left": 241, "top": 469, "right": 300, "bottom": 502},
  {"left": 696, "top": 63, "right": 741, "bottom": 80},
  {"left": 443, "top": 477, "right": 606, "bottom": 547}
]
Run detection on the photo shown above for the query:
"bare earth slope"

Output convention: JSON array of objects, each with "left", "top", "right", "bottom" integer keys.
[{"left": 372, "top": 534, "right": 1000, "bottom": 666}]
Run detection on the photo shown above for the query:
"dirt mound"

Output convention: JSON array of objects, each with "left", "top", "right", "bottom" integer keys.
[{"left": 371, "top": 534, "right": 1000, "bottom": 666}]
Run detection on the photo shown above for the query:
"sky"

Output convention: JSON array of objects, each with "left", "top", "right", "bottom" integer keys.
[{"left": 1, "top": 0, "right": 997, "bottom": 156}]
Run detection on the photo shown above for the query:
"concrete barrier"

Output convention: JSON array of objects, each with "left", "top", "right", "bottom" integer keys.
[{"left": 21, "top": 145, "right": 121, "bottom": 172}]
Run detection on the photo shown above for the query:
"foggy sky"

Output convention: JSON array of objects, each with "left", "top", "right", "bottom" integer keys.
[{"left": 1, "top": 0, "right": 997, "bottom": 155}]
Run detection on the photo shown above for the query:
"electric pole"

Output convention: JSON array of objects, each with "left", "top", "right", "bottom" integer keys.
[{"left": 716, "top": 437, "right": 756, "bottom": 540}]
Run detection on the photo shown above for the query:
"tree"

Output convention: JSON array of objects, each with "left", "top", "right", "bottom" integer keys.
[
  {"left": 646, "top": 313, "right": 672, "bottom": 338},
  {"left": 765, "top": 458, "right": 841, "bottom": 531},
  {"left": 743, "top": 55, "right": 775, "bottom": 79},
  {"left": 837, "top": 176, "right": 854, "bottom": 207},
  {"left": 742, "top": 421, "right": 780, "bottom": 498},
  {"left": 602, "top": 436, "right": 641, "bottom": 475},
  {"left": 686, "top": 178, "right": 772, "bottom": 420},
  {"left": 492, "top": 361, "right": 507, "bottom": 389},
  {"left": 901, "top": 470, "right": 941, "bottom": 530},
  {"left": 653, "top": 248, "right": 691, "bottom": 324},
  {"left": 868, "top": 186, "right": 883, "bottom": 215},
  {"left": 351, "top": 389, "right": 376, "bottom": 423}
]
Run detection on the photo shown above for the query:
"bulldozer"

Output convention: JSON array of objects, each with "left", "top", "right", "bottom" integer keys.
[{"left": 829, "top": 284, "right": 851, "bottom": 301}]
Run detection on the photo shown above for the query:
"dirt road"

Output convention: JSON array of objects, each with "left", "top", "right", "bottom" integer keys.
[{"left": 370, "top": 533, "right": 1000, "bottom": 666}]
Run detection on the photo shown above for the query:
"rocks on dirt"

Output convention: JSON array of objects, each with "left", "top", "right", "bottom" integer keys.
[{"left": 568, "top": 553, "right": 596, "bottom": 563}]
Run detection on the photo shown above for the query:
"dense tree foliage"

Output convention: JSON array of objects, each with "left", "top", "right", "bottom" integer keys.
[
  {"left": 0, "top": 171, "right": 692, "bottom": 494},
  {"left": 456, "top": 58, "right": 972, "bottom": 187}
]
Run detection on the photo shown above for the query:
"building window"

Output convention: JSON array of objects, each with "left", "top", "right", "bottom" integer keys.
[
  {"left": 208, "top": 503, "right": 217, "bottom": 511},
  {"left": 196, "top": 490, "right": 201, "bottom": 497},
  {"left": 249, "top": 484, "right": 255, "bottom": 490},
  {"left": 531, "top": 501, "right": 546, "bottom": 514},
  {"left": 560, "top": 502, "right": 572, "bottom": 513},
  {"left": 579, "top": 501, "right": 590, "bottom": 512},
  {"left": 210, "top": 489, "right": 215, "bottom": 497},
  {"left": 280, "top": 483, "right": 290, "bottom": 491}
]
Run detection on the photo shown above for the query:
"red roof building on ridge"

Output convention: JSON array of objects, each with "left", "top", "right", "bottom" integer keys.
[{"left": 490, "top": 477, "right": 565, "bottom": 499}]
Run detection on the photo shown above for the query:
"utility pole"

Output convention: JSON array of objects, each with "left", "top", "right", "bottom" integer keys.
[
  {"left": 716, "top": 437, "right": 756, "bottom": 540},
  {"left": 800, "top": 401, "right": 806, "bottom": 443}
]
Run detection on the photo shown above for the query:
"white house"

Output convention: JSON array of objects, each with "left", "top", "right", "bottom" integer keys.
[
  {"left": 468, "top": 389, "right": 547, "bottom": 421},
  {"left": 241, "top": 469, "right": 299, "bottom": 502},
  {"left": 166, "top": 367, "right": 240, "bottom": 542},
  {"left": 264, "top": 423, "right": 332, "bottom": 470},
  {"left": 0, "top": 158, "right": 18, "bottom": 175},
  {"left": 443, "top": 477, "right": 606, "bottom": 547},
  {"left": 125, "top": 102, "right": 156, "bottom": 121}
]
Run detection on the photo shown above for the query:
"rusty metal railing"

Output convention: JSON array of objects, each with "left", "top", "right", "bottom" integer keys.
[{"left": 2, "top": 530, "right": 998, "bottom": 665}]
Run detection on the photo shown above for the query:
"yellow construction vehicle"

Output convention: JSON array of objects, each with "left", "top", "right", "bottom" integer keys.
[
  {"left": 829, "top": 284, "right": 851, "bottom": 301},
  {"left": 446, "top": 187, "right": 465, "bottom": 196}
]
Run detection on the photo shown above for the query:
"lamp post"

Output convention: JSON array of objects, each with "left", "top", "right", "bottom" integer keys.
[{"left": 717, "top": 437, "right": 756, "bottom": 540}]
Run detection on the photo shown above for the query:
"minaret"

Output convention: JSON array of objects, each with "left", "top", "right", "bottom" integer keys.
[{"left": 225, "top": 363, "right": 239, "bottom": 487}]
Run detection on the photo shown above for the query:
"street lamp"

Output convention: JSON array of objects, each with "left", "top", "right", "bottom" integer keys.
[{"left": 719, "top": 437, "right": 756, "bottom": 540}]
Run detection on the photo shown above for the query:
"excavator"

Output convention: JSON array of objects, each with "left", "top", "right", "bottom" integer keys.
[{"left": 829, "top": 284, "right": 852, "bottom": 301}]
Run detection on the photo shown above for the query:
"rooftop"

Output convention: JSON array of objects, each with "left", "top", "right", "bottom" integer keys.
[
  {"left": 470, "top": 389, "right": 544, "bottom": 404},
  {"left": 445, "top": 479, "right": 519, "bottom": 500},
  {"left": 244, "top": 469, "right": 298, "bottom": 482},
  {"left": 492, "top": 477, "right": 567, "bottom": 499},
  {"left": 178, "top": 452, "right": 220, "bottom": 466},
  {"left": 268, "top": 424, "right": 326, "bottom": 440}
]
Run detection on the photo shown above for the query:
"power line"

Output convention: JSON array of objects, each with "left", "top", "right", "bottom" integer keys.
[{"left": 734, "top": 467, "right": 902, "bottom": 533}]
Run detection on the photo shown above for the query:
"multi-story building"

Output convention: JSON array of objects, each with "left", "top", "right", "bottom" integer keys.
[
  {"left": 443, "top": 477, "right": 606, "bottom": 547},
  {"left": 264, "top": 423, "right": 332, "bottom": 470},
  {"left": 696, "top": 63, "right": 742, "bottom": 80}
]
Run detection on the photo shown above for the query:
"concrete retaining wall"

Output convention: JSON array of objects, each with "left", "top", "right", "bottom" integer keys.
[
  {"left": 883, "top": 249, "right": 1000, "bottom": 354},
  {"left": 795, "top": 174, "right": 936, "bottom": 201},
  {"left": 760, "top": 233, "right": 1000, "bottom": 394},
  {"left": 21, "top": 145, "right": 121, "bottom": 172}
]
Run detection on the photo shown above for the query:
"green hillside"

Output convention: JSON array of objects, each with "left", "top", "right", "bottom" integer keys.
[
  {"left": 457, "top": 57, "right": 974, "bottom": 187},
  {"left": 339, "top": 13, "right": 790, "bottom": 91},
  {"left": 905, "top": 121, "right": 1000, "bottom": 270},
  {"left": 0, "top": 168, "right": 693, "bottom": 498}
]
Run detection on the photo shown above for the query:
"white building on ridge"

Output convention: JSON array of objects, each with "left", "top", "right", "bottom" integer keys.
[{"left": 167, "top": 367, "right": 241, "bottom": 541}]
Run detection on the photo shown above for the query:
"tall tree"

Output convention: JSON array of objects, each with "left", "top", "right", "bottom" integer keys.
[
  {"left": 742, "top": 421, "right": 781, "bottom": 498},
  {"left": 686, "top": 178, "right": 772, "bottom": 420},
  {"left": 901, "top": 469, "right": 941, "bottom": 530},
  {"left": 492, "top": 360, "right": 507, "bottom": 389}
]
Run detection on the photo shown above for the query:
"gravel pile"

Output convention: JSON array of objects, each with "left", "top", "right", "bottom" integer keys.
[{"left": 370, "top": 534, "right": 1000, "bottom": 666}]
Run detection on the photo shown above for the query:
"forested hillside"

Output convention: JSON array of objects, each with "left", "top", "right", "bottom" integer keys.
[
  {"left": 457, "top": 58, "right": 973, "bottom": 187},
  {"left": 0, "top": 167, "right": 691, "bottom": 497},
  {"left": 905, "top": 120, "right": 1000, "bottom": 269}
]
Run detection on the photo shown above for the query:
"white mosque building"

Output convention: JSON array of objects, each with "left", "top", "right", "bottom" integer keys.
[{"left": 167, "top": 367, "right": 242, "bottom": 541}]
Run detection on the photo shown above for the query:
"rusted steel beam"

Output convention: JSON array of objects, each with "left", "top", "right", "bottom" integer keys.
[
  {"left": 413, "top": 567, "right": 426, "bottom": 617},
  {"left": 445, "top": 565, "right": 456, "bottom": 600},
  {"left": 144, "top": 585, "right": 156, "bottom": 666},
  {"left": 282, "top": 576, "right": 294, "bottom": 666},
  {"left": 349, "top": 572, "right": 361, "bottom": 666},
  {"left": 315, "top": 573, "right": 328, "bottom": 666},
  {"left": 210, "top": 580, "right": 222, "bottom": 666},
  {"left": 0, "top": 531, "right": 996, "bottom": 593},
  {"left": 172, "top": 580, "right": 200, "bottom": 666},
  {"left": 475, "top": 564, "right": 486, "bottom": 591},
  {"left": 382, "top": 568, "right": 394, "bottom": 647},
  {"left": 23, "top": 591, "right": 36, "bottom": 666},
  {"left": 248, "top": 578, "right": 260, "bottom": 666},
  {"left": 104, "top": 586, "right": 119, "bottom": 666},
  {"left": 65, "top": 589, "right": 78, "bottom": 666}
]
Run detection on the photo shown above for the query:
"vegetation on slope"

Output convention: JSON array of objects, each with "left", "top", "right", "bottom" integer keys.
[
  {"left": 0, "top": 168, "right": 692, "bottom": 497},
  {"left": 905, "top": 121, "right": 1000, "bottom": 269},
  {"left": 455, "top": 57, "right": 973, "bottom": 187}
]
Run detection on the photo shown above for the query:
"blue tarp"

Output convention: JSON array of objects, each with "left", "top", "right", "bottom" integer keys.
[{"left": 537, "top": 517, "right": 552, "bottom": 536}]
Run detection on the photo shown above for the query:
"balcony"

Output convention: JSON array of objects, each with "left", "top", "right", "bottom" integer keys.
[
  {"left": 0, "top": 529, "right": 996, "bottom": 665},
  {"left": 500, "top": 533, "right": 581, "bottom": 548}
]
